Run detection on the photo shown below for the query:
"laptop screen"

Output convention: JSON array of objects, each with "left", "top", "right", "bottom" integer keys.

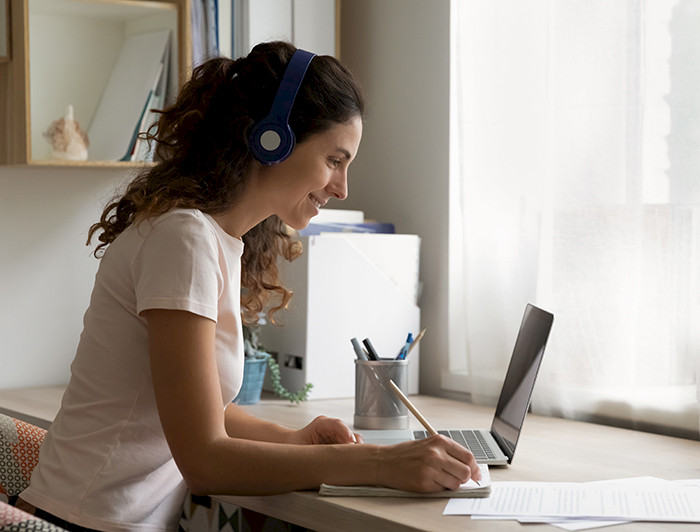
[{"left": 490, "top": 304, "right": 554, "bottom": 462}]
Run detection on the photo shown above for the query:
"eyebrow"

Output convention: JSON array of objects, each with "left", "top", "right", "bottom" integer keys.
[{"left": 335, "top": 148, "right": 353, "bottom": 160}]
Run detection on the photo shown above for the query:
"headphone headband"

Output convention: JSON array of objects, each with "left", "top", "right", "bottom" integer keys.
[{"left": 249, "top": 49, "right": 316, "bottom": 165}]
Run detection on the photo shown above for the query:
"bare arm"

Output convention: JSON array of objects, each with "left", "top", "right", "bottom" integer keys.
[
  {"left": 223, "top": 403, "right": 359, "bottom": 444},
  {"left": 143, "top": 308, "right": 479, "bottom": 496},
  {"left": 222, "top": 402, "right": 297, "bottom": 443}
]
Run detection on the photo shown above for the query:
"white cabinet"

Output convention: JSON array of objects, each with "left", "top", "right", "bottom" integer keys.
[{"left": 259, "top": 234, "right": 421, "bottom": 399}]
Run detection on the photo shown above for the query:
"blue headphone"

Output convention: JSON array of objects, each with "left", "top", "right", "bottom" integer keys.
[{"left": 248, "top": 49, "right": 316, "bottom": 165}]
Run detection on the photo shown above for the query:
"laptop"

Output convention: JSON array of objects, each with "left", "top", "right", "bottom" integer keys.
[{"left": 359, "top": 303, "right": 554, "bottom": 465}]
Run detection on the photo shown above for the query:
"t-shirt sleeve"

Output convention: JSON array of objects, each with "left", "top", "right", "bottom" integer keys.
[{"left": 132, "top": 212, "right": 222, "bottom": 321}]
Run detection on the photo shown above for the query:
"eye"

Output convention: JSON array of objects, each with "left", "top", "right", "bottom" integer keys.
[{"left": 327, "top": 157, "right": 342, "bottom": 168}]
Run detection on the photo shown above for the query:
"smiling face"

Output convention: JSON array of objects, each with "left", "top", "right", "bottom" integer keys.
[{"left": 257, "top": 116, "right": 363, "bottom": 230}]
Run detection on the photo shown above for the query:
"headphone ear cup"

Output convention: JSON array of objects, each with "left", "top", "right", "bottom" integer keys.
[
  {"left": 248, "top": 118, "right": 295, "bottom": 165},
  {"left": 248, "top": 49, "right": 315, "bottom": 165}
]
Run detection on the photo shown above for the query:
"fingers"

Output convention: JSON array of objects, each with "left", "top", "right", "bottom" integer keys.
[
  {"left": 303, "top": 416, "right": 358, "bottom": 445},
  {"left": 380, "top": 435, "right": 480, "bottom": 493},
  {"left": 438, "top": 435, "right": 481, "bottom": 483},
  {"left": 423, "top": 436, "right": 476, "bottom": 490}
]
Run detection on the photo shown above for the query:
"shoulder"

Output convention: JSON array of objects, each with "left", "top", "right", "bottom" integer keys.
[
  {"left": 146, "top": 209, "right": 217, "bottom": 241},
  {"left": 132, "top": 209, "right": 220, "bottom": 260},
  {"left": 150, "top": 208, "right": 212, "bottom": 231}
]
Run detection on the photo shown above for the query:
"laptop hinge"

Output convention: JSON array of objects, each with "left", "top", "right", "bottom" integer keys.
[{"left": 490, "top": 429, "right": 516, "bottom": 463}]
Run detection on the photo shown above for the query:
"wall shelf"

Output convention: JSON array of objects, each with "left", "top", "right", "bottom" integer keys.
[{"left": 0, "top": 0, "right": 190, "bottom": 167}]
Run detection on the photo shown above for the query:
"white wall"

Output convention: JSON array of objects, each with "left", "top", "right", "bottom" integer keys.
[
  {"left": 0, "top": 167, "right": 131, "bottom": 388},
  {"left": 340, "top": 0, "right": 450, "bottom": 396},
  {"left": 0, "top": 1, "right": 453, "bottom": 397}
]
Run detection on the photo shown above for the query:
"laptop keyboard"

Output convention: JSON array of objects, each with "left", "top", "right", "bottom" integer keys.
[{"left": 412, "top": 429, "right": 497, "bottom": 461}]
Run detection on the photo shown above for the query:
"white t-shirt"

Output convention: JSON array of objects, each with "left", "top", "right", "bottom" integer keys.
[{"left": 21, "top": 209, "right": 245, "bottom": 532}]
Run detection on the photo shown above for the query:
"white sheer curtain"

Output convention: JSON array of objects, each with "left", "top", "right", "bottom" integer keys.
[{"left": 450, "top": 0, "right": 700, "bottom": 437}]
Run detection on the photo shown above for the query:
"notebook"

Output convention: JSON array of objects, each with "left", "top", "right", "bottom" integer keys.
[
  {"left": 319, "top": 464, "right": 491, "bottom": 498},
  {"left": 359, "top": 303, "right": 554, "bottom": 465}
]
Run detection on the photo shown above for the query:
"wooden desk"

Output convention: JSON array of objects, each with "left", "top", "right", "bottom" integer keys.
[
  {"left": 0, "top": 386, "right": 64, "bottom": 429},
  {"left": 221, "top": 395, "right": 700, "bottom": 532},
  {"left": 2, "top": 388, "right": 699, "bottom": 531}
]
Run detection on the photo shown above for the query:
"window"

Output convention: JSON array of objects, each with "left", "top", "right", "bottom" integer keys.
[{"left": 449, "top": 0, "right": 700, "bottom": 438}]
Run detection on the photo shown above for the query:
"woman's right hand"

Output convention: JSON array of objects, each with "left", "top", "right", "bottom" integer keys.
[{"left": 376, "top": 434, "right": 481, "bottom": 492}]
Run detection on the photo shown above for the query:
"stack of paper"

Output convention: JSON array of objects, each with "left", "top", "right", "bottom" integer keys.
[
  {"left": 320, "top": 465, "right": 491, "bottom": 498},
  {"left": 444, "top": 477, "right": 700, "bottom": 530}
]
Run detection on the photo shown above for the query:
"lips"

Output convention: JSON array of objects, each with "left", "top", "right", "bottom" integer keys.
[{"left": 309, "top": 195, "right": 324, "bottom": 209}]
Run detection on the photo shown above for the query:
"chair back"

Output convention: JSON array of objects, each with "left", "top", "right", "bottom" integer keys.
[
  {"left": 0, "top": 414, "right": 47, "bottom": 503},
  {"left": 0, "top": 499, "right": 67, "bottom": 531}
]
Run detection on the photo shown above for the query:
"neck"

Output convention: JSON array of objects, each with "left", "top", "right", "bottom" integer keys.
[{"left": 211, "top": 176, "right": 272, "bottom": 239}]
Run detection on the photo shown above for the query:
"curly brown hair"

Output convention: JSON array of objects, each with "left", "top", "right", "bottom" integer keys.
[{"left": 87, "top": 41, "right": 365, "bottom": 324}]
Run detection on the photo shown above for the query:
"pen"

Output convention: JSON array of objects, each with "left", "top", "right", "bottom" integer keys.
[
  {"left": 362, "top": 338, "right": 380, "bottom": 361},
  {"left": 350, "top": 337, "right": 369, "bottom": 360},
  {"left": 386, "top": 379, "right": 481, "bottom": 486},
  {"left": 406, "top": 328, "right": 426, "bottom": 356},
  {"left": 396, "top": 332, "right": 413, "bottom": 360}
]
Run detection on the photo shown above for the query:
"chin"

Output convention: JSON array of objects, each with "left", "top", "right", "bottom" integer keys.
[
  {"left": 282, "top": 218, "right": 311, "bottom": 231},
  {"left": 280, "top": 207, "right": 316, "bottom": 231}
]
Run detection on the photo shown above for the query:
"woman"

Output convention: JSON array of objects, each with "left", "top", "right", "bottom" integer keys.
[{"left": 19, "top": 42, "right": 480, "bottom": 532}]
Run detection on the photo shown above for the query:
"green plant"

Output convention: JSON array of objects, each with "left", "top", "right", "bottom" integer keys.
[
  {"left": 265, "top": 355, "right": 313, "bottom": 404},
  {"left": 243, "top": 323, "right": 313, "bottom": 404}
]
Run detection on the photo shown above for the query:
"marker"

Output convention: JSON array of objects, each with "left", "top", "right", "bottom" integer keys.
[
  {"left": 350, "top": 337, "right": 369, "bottom": 360},
  {"left": 362, "top": 338, "right": 380, "bottom": 361}
]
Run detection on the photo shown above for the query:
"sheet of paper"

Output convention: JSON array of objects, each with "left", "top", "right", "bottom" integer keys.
[
  {"left": 544, "top": 476, "right": 666, "bottom": 529},
  {"left": 548, "top": 520, "right": 629, "bottom": 531},
  {"left": 673, "top": 479, "right": 700, "bottom": 489},
  {"left": 444, "top": 481, "right": 700, "bottom": 522},
  {"left": 462, "top": 478, "right": 700, "bottom": 530},
  {"left": 542, "top": 478, "right": 694, "bottom": 531},
  {"left": 531, "top": 478, "right": 700, "bottom": 531},
  {"left": 472, "top": 515, "right": 627, "bottom": 531}
]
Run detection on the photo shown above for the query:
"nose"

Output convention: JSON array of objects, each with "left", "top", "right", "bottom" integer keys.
[{"left": 328, "top": 170, "right": 348, "bottom": 201}]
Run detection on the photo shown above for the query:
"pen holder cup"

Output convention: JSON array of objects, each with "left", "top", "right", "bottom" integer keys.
[{"left": 353, "top": 359, "right": 409, "bottom": 430}]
